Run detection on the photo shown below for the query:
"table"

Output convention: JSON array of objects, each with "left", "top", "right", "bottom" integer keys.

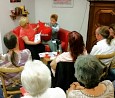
[{"left": 39, "top": 52, "right": 57, "bottom": 65}]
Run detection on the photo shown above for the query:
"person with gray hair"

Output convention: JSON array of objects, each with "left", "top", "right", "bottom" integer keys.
[
  {"left": 21, "top": 60, "right": 66, "bottom": 98},
  {"left": 67, "top": 55, "right": 114, "bottom": 98}
]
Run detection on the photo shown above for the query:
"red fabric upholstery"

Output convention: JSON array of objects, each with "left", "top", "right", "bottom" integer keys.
[
  {"left": 12, "top": 24, "right": 69, "bottom": 52},
  {"left": 37, "top": 21, "right": 52, "bottom": 41},
  {"left": 12, "top": 26, "right": 25, "bottom": 50},
  {"left": 58, "top": 28, "right": 69, "bottom": 52}
]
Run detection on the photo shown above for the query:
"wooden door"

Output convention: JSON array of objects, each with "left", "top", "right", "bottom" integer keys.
[{"left": 86, "top": 1, "right": 115, "bottom": 53}]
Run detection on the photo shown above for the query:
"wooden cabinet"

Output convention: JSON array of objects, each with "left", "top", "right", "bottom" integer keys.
[{"left": 86, "top": 0, "right": 115, "bottom": 53}]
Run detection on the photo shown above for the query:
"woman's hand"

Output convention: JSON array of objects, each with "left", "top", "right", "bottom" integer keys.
[{"left": 67, "top": 82, "right": 84, "bottom": 92}]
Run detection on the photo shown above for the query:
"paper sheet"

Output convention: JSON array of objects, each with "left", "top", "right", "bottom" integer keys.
[{"left": 34, "top": 33, "right": 41, "bottom": 42}]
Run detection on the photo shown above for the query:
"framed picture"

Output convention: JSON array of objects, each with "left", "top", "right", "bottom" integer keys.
[
  {"left": 52, "top": 0, "right": 74, "bottom": 8},
  {"left": 10, "top": 0, "right": 21, "bottom": 3}
]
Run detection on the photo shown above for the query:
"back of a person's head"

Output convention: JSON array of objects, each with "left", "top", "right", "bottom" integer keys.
[
  {"left": 74, "top": 55, "right": 105, "bottom": 89},
  {"left": 97, "top": 26, "right": 109, "bottom": 39},
  {"left": 21, "top": 60, "right": 51, "bottom": 97},
  {"left": 97, "top": 26, "right": 113, "bottom": 45},
  {"left": 4, "top": 31, "right": 17, "bottom": 49},
  {"left": 68, "top": 31, "right": 85, "bottom": 61},
  {"left": 50, "top": 14, "right": 58, "bottom": 21},
  {"left": 19, "top": 16, "right": 29, "bottom": 27}
]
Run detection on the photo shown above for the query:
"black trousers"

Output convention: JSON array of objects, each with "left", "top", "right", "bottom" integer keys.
[{"left": 25, "top": 43, "right": 45, "bottom": 60}]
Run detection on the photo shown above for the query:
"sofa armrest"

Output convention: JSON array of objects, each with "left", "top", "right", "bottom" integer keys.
[{"left": 58, "top": 28, "right": 70, "bottom": 52}]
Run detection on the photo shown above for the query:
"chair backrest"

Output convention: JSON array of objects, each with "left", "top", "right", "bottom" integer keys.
[
  {"left": 0, "top": 67, "right": 23, "bottom": 98},
  {"left": 95, "top": 52, "right": 115, "bottom": 80},
  {"left": 53, "top": 62, "right": 77, "bottom": 92},
  {"left": 110, "top": 56, "right": 115, "bottom": 68}
]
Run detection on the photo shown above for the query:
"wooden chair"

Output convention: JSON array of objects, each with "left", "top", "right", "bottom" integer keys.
[
  {"left": 95, "top": 52, "right": 115, "bottom": 80},
  {"left": 0, "top": 67, "right": 23, "bottom": 98}
]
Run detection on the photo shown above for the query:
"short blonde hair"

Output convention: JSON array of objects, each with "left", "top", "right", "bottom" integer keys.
[
  {"left": 19, "top": 16, "right": 29, "bottom": 27},
  {"left": 21, "top": 60, "right": 51, "bottom": 96}
]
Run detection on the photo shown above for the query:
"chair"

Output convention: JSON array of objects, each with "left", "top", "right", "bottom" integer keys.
[
  {"left": 52, "top": 62, "right": 77, "bottom": 92},
  {"left": 0, "top": 67, "right": 23, "bottom": 98},
  {"left": 95, "top": 52, "right": 115, "bottom": 80}
]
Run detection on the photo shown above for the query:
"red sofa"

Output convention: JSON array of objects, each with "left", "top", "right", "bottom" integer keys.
[{"left": 12, "top": 24, "right": 70, "bottom": 52}]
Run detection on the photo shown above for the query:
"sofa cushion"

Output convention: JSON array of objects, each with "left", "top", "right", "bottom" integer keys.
[
  {"left": 12, "top": 26, "right": 25, "bottom": 50},
  {"left": 37, "top": 21, "right": 52, "bottom": 41},
  {"left": 18, "top": 37, "right": 25, "bottom": 50},
  {"left": 61, "top": 41, "right": 66, "bottom": 51},
  {"left": 12, "top": 26, "right": 21, "bottom": 36}
]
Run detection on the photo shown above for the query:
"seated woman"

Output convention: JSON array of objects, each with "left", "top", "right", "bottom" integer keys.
[
  {"left": 67, "top": 55, "right": 114, "bottom": 98},
  {"left": 50, "top": 31, "right": 87, "bottom": 71},
  {"left": 19, "top": 16, "right": 45, "bottom": 60},
  {"left": 0, "top": 32, "right": 31, "bottom": 90},
  {"left": 21, "top": 60, "right": 66, "bottom": 98}
]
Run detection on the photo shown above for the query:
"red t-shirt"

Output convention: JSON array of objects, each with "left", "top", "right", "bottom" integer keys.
[{"left": 20, "top": 24, "right": 36, "bottom": 41}]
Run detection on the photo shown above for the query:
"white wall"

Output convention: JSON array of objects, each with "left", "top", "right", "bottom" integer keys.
[
  {"left": 0, "top": 0, "right": 35, "bottom": 53},
  {"left": 35, "top": 0, "right": 90, "bottom": 44},
  {"left": 0, "top": 0, "right": 90, "bottom": 53}
]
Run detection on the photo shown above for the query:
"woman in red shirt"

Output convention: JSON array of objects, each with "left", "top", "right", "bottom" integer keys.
[{"left": 19, "top": 16, "right": 45, "bottom": 60}]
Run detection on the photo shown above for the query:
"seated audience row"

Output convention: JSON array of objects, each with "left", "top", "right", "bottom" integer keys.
[
  {"left": 0, "top": 21, "right": 115, "bottom": 97},
  {"left": 21, "top": 55, "right": 114, "bottom": 98}
]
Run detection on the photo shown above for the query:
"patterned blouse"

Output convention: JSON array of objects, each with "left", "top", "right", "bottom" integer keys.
[
  {"left": 67, "top": 80, "right": 114, "bottom": 98},
  {"left": 0, "top": 49, "right": 32, "bottom": 86}
]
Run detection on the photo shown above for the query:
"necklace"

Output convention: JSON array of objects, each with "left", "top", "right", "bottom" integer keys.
[{"left": 80, "top": 86, "right": 106, "bottom": 97}]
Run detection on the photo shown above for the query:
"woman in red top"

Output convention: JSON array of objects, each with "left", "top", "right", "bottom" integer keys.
[{"left": 19, "top": 16, "right": 45, "bottom": 60}]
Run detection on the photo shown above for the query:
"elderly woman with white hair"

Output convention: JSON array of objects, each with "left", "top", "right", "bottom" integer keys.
[
  {"left": 67, "top": 55, "right": 114, "bottom": 98},
  {"left": 21, "top": 60, "right": 66, "bottom": 98}
]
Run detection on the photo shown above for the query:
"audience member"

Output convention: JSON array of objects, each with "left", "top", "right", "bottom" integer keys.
[
  {"left": 21, "top": 60, "right": 66, "bottom": 98},
  {"left": 50, "top": 31, "right": 87, "bottom": 71},
  {"left": 90, "top": 26, "right": 115, "bottom": 65},
  {"left": 109, "top": 23, "right": 115, "bottom": 45},
  {"left": 43, "top": 14, "right": 61, "bottom": 52},
  {"left": 67, "top": 55, "right": 114, "bottom": 98},
  {"left": 109, "top": 23, "right": 115, "bottom": 38},
  {"left": 0, "top": 32, "right": 31, "bottom": 94},
  {"left": 19, "top": 16, "right": 45, "bottom": 60},
  {"left": 0, "top": 31, "right": 31, "bottom": 66}
]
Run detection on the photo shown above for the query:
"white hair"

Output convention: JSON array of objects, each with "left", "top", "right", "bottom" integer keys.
[{"left": 21, "top": 60, "right": 51, "bottom": 97}]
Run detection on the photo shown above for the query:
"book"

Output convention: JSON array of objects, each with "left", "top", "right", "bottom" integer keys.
[{"left": 34, "top": 33, "right": 41, "bottom": 43}]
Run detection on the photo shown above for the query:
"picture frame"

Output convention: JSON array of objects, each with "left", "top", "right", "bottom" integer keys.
[
  {"left": 52, "top": 0, "right": 74, "bottom": 8},
  {"left": 10, "top": 0, "right": 21, "bottom": 3}
]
